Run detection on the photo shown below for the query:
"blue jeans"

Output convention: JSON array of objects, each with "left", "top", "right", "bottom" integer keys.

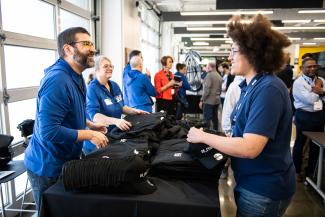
[
  {"left": 27, "top": 169, "right": 57, "bottom": 213},
  {"left": 234, "top": 187, "right": 292, "bottom": 217},
  {"left": 202, "top": 103, "right": 219, "bottom": 131}
]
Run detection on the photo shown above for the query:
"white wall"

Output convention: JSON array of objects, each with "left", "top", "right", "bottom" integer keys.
[
  {"left": 124, "top": 0, "right": 141, "bottom": 52},
  {"left": 101, "top": 0, "right": 141, "bottom": 87}
]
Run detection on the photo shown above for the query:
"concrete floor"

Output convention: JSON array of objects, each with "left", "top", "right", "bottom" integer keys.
[{"left": 218, "top": 168, "right": 325, "bottom": 217}]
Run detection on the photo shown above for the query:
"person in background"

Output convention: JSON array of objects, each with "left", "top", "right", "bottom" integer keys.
[
  {"left": 220, "top": 62, "right": 234, "bottom": 106},
  {"left": 24, "top": 27, "right": 109, "bottom": 211},
  {"left": 83, "top": 56, "right": 149, "bottom": 154},
  {"left": 86, "top": 72, "right": 94, "bottom": 85},
  {"left": 123, "top": 50, "right": 151, "bottom": 106},
  {"left": 277, "top": 51, "right": 293, "bottom": 91},
  {"left": 199, "top": 62, "right": 222, "bottom": 131},
  {"left": 292, "top": 57, "right": 325, "bottom": 182},
  {"left": 187, "top": 14, "right": 295, "bottom": 217},
  {"left": 154, "top": 56, "right": 182, "bottom": 115},
  {"left": 174, "top": 63, "right": 191, "bottom": 120},
  {"left": 125, "top": 55, "right": 157, "bottom": 112},
  {"left": 220, "top": 68, "right": 244, "bottom": 179}
]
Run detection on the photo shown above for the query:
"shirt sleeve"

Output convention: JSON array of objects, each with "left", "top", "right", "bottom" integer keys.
[
  {"left": 201, "top": 75, "right": 212, "bottom": 101},
  {"left": 143, "top": 75, "right": 157, "bottom": 97},
  {"left": 38, "top": 75, "right": 78, "bottom": 144},
  {"left": 293, "top": 78, "right": 319, "bottom": 106},
  {"left": 86, "top": 84, "right": 101, "bottom": 121},
  {"left": 244, "top": 85, "right": 284, "bottom": 140},
  {"left": 154, "top": 72, "right": 163, "bottom": 94},
  {"left": 222, "top": 82, "right": 241, "bottom": 132}
]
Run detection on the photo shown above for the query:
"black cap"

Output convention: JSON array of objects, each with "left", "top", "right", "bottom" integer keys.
[{"left": 186, "top": 142, "right": 226, "bottom": 169}]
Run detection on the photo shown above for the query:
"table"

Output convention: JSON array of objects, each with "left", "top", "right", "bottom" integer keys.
[
  {"left": 303, "top": 131, "right": 325, "bottom": 202},
  {"left": 40, "top": 177, "right": 220, "bottom": 217},
  {"left": 0, "top": 160, "right": 26, "bottom": 217}
]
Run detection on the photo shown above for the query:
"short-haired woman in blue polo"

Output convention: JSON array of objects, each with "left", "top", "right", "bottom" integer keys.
[{"left": 83, "top": 56, "right": 148, "bottom": 154}]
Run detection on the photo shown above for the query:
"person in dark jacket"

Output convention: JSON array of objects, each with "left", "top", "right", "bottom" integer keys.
[
  {"left": 24, "top": 27, "right": 108, "bottom": 211},
  {"left": 174, "top": 63, "right": 191, "bottom": 120}
]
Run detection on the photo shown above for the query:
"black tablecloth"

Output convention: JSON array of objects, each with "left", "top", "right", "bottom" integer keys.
[
  {"left": 0, "top": 160, "right": 26, "bottom": 184},
  {"left": 40, "top": 177, "right": 220, "bottom": 217}
]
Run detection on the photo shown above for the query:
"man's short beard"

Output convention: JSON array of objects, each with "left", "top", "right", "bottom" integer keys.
[{"left": 73, "top": 48, "right": 95, "bottom": 69}]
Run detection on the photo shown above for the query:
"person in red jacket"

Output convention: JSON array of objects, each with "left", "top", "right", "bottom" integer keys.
[{"left": 154, "top": 56, "right": 182, "bottom": 114}]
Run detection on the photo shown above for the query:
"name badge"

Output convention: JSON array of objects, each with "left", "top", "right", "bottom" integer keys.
[
  {"left": 104, "top": 98, "right": 112, "bottom": 105},
  {"left": 314, "top": 100, "right": 323, "bottom": 111},
  {"left": 115, "top": 95, "right": 123, "bottom": 102}
]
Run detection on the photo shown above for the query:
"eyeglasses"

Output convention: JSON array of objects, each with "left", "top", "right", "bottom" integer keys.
[
  {"left": 304, "top": 65, "right": 319, "bottom": 69},
  {"left": 70, "top": 41, "right": 95, "bottom": 47},
  {"left": 230, "top": 48, "right": 239, "bottom": 56},
  {"left": 103, "top": 64, "right": 114, "bottom": 69}
]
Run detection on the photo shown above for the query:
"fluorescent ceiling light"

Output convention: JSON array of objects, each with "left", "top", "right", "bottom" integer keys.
[
  {"left": 181, "top": 10, "right": 273, "bottom": 16},
  {"left": 314, "top": 38, "right": 325, "bottom": 40},
  {"left": 185, "top": 46, "right": 214, "bottom": 50},
  {"left": 193, "top": 42, "right": 209, "bottom": 46},
  {"left": 288, "top": 37, "right": 301, "bottom": 40},
  {"left": 196, "top": 50, "right": 230, "bottom": 54},
  {"left": 282, "top": 20, "right": 310, "bottom": 23},
  {"left": 273, "top": 26, "right": 325, "bottom": 30},
  {"left": 187, "top": 27, "right": 227, "bottom": 31},
  {"left": 302, "top": 42, "right": 316, "bottom": 45},
  {"left": 185, "top": 21, "right": 229, "bottom": 25},
  {"left": 225, "top": 40, "right": 232, "bottom": 44},
  {"left": 191, "top": 37, "right": 232, "bottom": 41},
  {"left": 298, "top": 10, "right": 325, "bottom": 14},
  {"left": 314, "top": 20, "right": 325, "bottom": 22}
]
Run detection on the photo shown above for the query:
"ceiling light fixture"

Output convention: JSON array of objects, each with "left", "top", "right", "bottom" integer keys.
[
  {"left": 185, "top": 21, "right": 229, "bottom": 25},
  {"left": 180, "top": 10, "right": 273, "bottom": 16},
  {"left": 193, "top": 42, "right": 209, "bottom": 46},
  {"left": 273, "top": 26, "right": 325, "bottom": 30},
  {"left": 282, "top": 20, "right": 311, "bottom": 23},
  {"left": 187, "top": 27, "right": 227, "bottom": 31},
  {"left": 302, "top": 42, "right": 317, "bottom": 45},
  {"left": 298, "top": 10, "right": 325, "bottom": 14},
  {"left": 288, "top": 37, "right": 301, "bottom": 40},
  {"left": 314, "top": 20, "right": 325, "bottom": 22},
  {"left": 314, "top": 38, "right": 325, "bottom": 40},
  {"left": 191, "top": 37, "right": 232, "bottom": 41}
]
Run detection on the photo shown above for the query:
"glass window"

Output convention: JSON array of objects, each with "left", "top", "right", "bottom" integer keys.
[
  {"left": 60, "top": 9, "right": 90, "bottom": 32},
  {"left": 66, "top": 0, "right": 90, "bottom": 11},
  {"left": 8, "top": 99, "right": 36, "bottom": 143},
  {"left": 1, "top": 0, "right": 55, "bottom": 39},
  {"left": 4, "top": 46, "right": 56, "bottom": 89}
]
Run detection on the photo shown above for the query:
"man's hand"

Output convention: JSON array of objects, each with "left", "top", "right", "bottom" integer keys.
[
  {"left": 114, "top": 119, "right": 132, "bottom": 131},
  {"left": 312, "top": 85, "right": 324, "bottom": 95},
  {"left": 199, "top": 101, "right": 203, "bottom": 109},
  {"left": 91, "top": 131, "right": 109, "bottom": 149}
]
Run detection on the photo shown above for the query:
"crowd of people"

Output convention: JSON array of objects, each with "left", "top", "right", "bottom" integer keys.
[{"left": 23, "top": 13, "right": 325, "bottom": 217}]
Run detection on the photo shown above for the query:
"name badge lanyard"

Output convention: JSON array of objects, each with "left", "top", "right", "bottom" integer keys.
[
  {"left": 231, "top": 74, "right": 264, "bottom": 130},
  {"left": 302, "top": 74, "right": 315, "bottom": 86}
]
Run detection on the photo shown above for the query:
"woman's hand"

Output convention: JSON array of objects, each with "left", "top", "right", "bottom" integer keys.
[
  {"left": 114, "top": 118, "right": 132, "bottom": 131},
  {"left": 88, "top": 121, "right": 108, "bottom": 134},
  {"left": 131, "top": 108, "right": 149, "bottom": 115},
  {"left": 187, "top": 127, "right": 205, "bottom": 143}
]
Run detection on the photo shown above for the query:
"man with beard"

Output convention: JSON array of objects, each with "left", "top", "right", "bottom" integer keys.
[{"left": 24, "top": 27, "right": 109, "bottom": 212}]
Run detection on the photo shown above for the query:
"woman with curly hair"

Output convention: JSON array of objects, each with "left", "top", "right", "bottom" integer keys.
[{"left": 187, "top": 14, "right": 295, "bottom": 217}]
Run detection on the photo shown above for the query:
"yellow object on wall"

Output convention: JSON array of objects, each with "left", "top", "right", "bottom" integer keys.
[{"left": 299, "top": 46, "right": 325, "bottom": 73}]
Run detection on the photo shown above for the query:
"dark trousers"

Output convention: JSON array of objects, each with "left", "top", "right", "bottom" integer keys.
[
  {"left": 292, "top": 109, "right": 324, "bottom": 176},
  {"left": 203, "top": 103, "right": 219, "bottom": 131},
  {"left": 156, "top": 98, "right": 174, "bottom": 115}
]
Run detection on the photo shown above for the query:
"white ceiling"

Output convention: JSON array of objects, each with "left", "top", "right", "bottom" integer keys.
[{"left": 146, "top": 0, "right": 325, "bottom": 54}]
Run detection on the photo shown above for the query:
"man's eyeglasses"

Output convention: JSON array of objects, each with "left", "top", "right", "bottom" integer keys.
[
  {"left": 230, "top": 48, "right": 239, "bottom": 56},
  {"left": 103, "top": 64, "right": 114, "bottom": 69},
  {"left": 70, "top": 41, "right": 95, "bottom": 47},
  {"left": 304, "top": 65, "right": 319, "bottom": 69}
]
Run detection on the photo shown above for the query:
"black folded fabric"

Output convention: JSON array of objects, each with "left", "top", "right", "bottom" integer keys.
[
  {"left": 0, "top": 134, "right": 13, "bottom": 168},
  {"left": 62, "top": 156, "right": 157, "bottom": 194},
  {"left": 151, "top": 139, "right": 224, "bottom": 181},
  {"left": 85, "top": 137, "right": 151, "bottom": 162}
]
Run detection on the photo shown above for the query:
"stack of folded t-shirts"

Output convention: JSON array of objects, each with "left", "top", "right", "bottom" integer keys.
[
  {"left": 62, "top": 155, "right": 156, "bottom": 194},
  {"left": 85, "top": 137, "right": 152, "bottom": 163},
  {"left": 150, "top": 138, "right": 227, "bottom": 181}
]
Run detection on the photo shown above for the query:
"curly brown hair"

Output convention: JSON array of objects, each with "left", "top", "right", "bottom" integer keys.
[{"left": 227, "top": 14, "right": 291, "bottom": 74}]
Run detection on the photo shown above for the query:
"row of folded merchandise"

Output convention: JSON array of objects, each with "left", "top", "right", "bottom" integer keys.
[{"left": 61, "top": 112, "right": 227, "bottom": 195}]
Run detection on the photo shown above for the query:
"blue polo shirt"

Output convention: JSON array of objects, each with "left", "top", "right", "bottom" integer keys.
[
  {"left": 230, "top": 73, "right": 296, "bottom": 200},
  {"left": 83, "top": 79, "right": 124, "bottom": 152},
  {"left": 24, "top": 58, "right": 86, "bottom": 178},
  {"left": 174, "top": 71, "right": 191, "bottom": 98},
  {"left": 122, "top": 64, "right": 131, "bottom": 106}
]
